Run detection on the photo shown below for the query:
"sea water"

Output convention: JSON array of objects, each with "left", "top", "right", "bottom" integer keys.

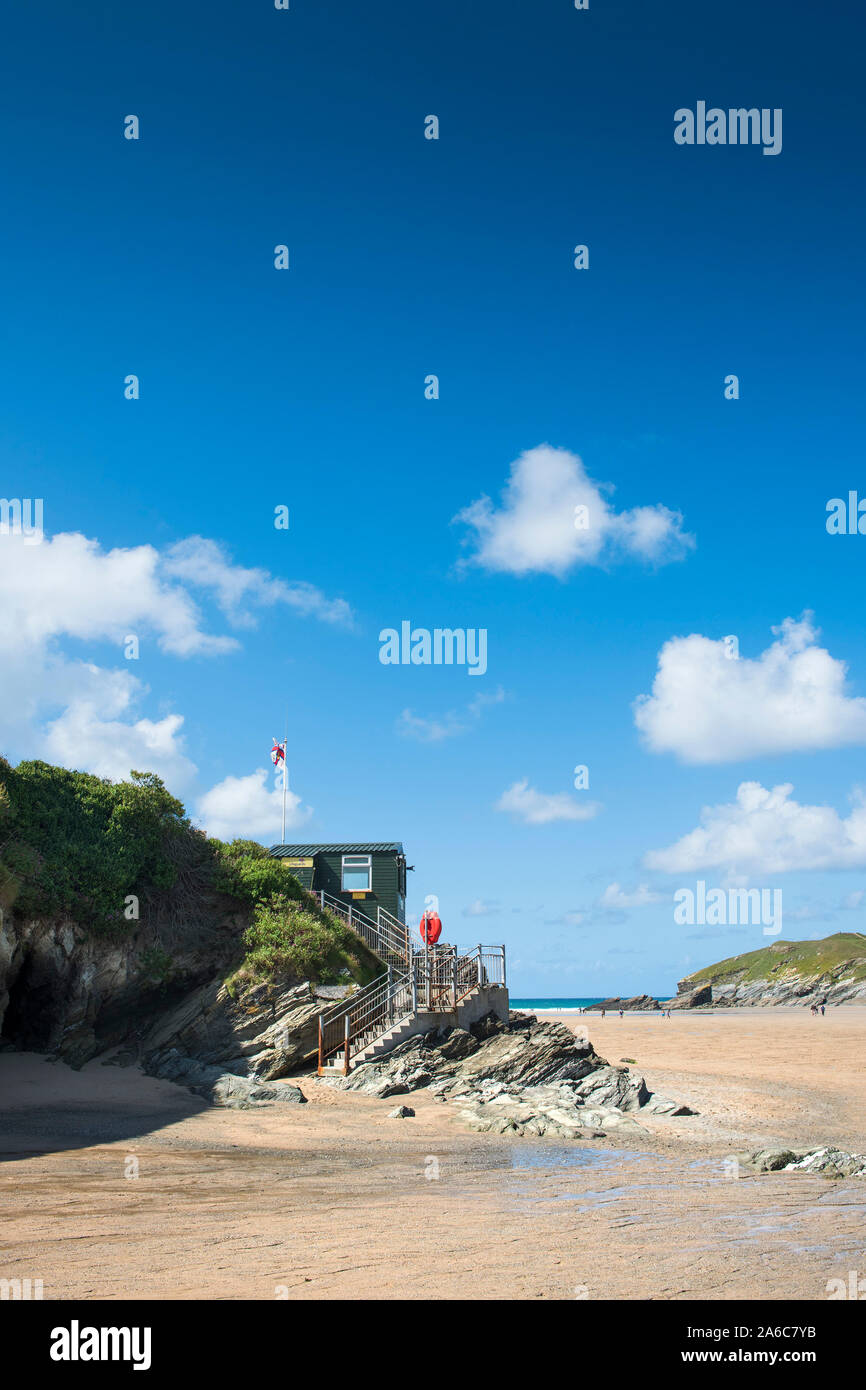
[{"left": 509, "top": 997, "right": 605, "bottom": 1011}]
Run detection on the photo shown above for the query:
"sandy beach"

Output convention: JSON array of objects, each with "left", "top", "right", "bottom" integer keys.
[{"left": 2, "top": 1006, "right": 864, "bottom": 1301}]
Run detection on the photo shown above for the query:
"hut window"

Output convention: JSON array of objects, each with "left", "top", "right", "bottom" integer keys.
[{"left": 341, "top": 854, "right": 371, "bottom": 891}]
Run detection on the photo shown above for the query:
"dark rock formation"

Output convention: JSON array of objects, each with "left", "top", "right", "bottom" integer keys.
[
  {"left": 141, "top": 978, "right": 324, "bottom": 1080},
  {"left": 145, "top": 1047, "right": 306, "bottom": 1108},
  {"left": 323, "top": 1012, "right": 695, "bottom": 1139},
  {"left": 667, "top": 984, "right": 713, "bottom": 1010},
  {"left": 0, "top": 905, "right": 246, "bottom": 1067},
  {"left": 584, "top": 995, "right": 661, "bottom": 1012},
  {"left": 0, "top": 906, "right": 339, "bottom": 1107}
]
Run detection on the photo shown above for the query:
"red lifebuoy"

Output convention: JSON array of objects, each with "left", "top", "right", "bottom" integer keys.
[{"left": 419, "top": 910, "right": 442, "bottom": 945}]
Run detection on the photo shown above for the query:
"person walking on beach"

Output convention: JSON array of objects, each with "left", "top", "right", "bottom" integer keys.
[
  {"left": 821, "top": 1004, "right": 826, "bottom": 1016},
  {"left": 601, "top": 1008, "right": 606, "bottom": 1018}
]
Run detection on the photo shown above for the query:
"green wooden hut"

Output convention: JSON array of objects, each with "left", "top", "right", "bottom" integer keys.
[{"left": 269, "top": 842, "right": 408, "bottom": 924}]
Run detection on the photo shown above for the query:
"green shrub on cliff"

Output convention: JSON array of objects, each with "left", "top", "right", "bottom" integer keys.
[
  {"left": 0, "top": 757, "right": 196, "bottom": 929},
  {"left": 212, "top": 841, "right": 380, "bottom": 988},
  {"left": 212, "top": 838, "right": 305, "bottom": 908},
  {"left": 229, "top": 891, "right": 378, "bottom": 990},
  {"left": 0, "top": 756, "right": 383, "bottom": 987}
]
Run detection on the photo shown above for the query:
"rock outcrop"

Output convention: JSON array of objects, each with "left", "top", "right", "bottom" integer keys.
[
  {"left": 584, "top": 995, "right": 661, "bottom": 1012},
  {"left": 668, "top": 984, "right": 712, "bottom": 1010},
  {"left": 140, "top": 978, "right": 334, "bottom": 1080},
  {"left": 0, "top": 906, "right": 245, "bottom": 1067},
  {"left": 669, "top": 933, "right": 866, "bottom": 1009},
  {"left": 323, "top": 1012, "right": 695, "bottom": 1139},
  {"left": 737, "top": 1146, "right": 866, "bottom": 1178},
  {"left": 0, "top": 906, "right": 348, "bottom": 1106},
  {"left": 143, "top": 1048, "right": 306, "bottom": 1108}
]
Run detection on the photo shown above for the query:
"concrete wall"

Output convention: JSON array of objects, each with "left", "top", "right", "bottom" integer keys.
[
  {"left": 411, "top": 983, "right": 510, "bottom": 1036},
  {"left": 351, "top": 983, "right": 511, "bottom": 1066}
]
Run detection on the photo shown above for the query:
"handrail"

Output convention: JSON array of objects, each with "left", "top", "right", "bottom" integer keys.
[
  {"left": 318, "top": 967, "right": 413, "bottom": 1073},
  {"left": 317, "top": 943, "right": 507, "bottom": 1074},
  {"left": 313, "top": 889, "right": 409, "bottom": 967},
  {"left": 378, "top": 905, "right": 411, "bottom": 963}
]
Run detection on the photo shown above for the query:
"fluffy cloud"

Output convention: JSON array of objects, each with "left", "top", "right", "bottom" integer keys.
[
  {"left": 645, "top": 781, "right": 866, "bottom": 875},
  {"left": 599, "top": 882, "right": 662, "bottom": 908},
  {"left": 634, "top": 615, "right": 866, "bottom": 764},
  {"left": 453, "top": 444, "right": 693, "bottom": 577},
  {"left": 196, "top": 769, "right": 312, "bottom": 842},
  {"left": 0, "top": 528, "right": 350, "bottom": 789},
  {"left": 42, "top": 663, "right": 196, "bottom": 786},
  {"left": 0, "top": 530, "right": 234, "bottom": 659},
  {"left": 495, "top": 778, "right": 601, "bottom": 825}
]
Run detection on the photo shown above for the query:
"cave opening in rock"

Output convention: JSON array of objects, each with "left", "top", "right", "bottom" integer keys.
[{"left": 1, "top": 954, "right": 56, "bottom": 1051}]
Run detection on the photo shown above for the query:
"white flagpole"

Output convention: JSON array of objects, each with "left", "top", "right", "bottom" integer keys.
[{"left": 280, "top": 714, "right": 288, "bottom": 844}]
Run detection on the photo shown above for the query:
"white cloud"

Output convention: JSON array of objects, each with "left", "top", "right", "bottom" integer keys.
[
  {"left": 0, "top": 530, "right": 234, "bottom": 659},
  {"left": 645, "top": 781, "right": 866, "bottom": 875},
  {"left": 544, "top": 910, "right": 586, "bottom": 927},
  {"left": 42, "top": 662, "right": 196, "bottom": 786},
  {"left": 0, "top": 528, "right": 351, "bottom": 789},
  {"left": 162, "top": 536, "right": 353, "bottom": 629},
  {"left": 398, "top": 687, "right": 505, "bottom": 742},
  {"left": 196, "top": 768, "right": 312, "bottom": 842},
  {"left": 462, "top": 898, "right": 500, "bottom": 917},
  {"left": 599, "top": 882, "right": 662, "bottom": 909},
  {"left": 495, "top": 778, "right": 601, "bottom": 825},
  {"left": 841, "top": 890, "right": 865, "bottom": 910},
  {"left": 453, "top": 444, "right": 693, "bottom": 577},
  {"left": 634, "top": 614, "right": 866, "bottom": 764}
]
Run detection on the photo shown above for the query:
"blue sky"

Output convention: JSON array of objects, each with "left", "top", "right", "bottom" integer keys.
[{"left": 2, "top": 0, "right": 866, "bottom": 994}]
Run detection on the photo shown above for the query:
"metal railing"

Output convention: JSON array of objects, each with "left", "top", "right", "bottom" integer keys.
[
  {"left": 317, "top": 942, "right": 507, "bottom": 1074},
  {"left": 411, "top": 944, "right": 506, "bottom": 1010},
  {"left": 318, "top": 967, "right": 413, "bottom": 1073},
  {"left": 378, "top": 905, "right": 411, "bottom": 963},
  {"left": 314, "top": 890, "right": 409, "bottom": 967}
]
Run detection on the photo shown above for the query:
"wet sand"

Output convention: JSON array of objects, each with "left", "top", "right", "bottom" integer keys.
[{"left": 1, "top": 1006, "right": 864, "bottom": 1301}]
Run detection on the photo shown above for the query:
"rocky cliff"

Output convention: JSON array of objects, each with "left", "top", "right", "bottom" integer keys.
[
  {"left": 0, "top": 906, "right": 354, "bottom": 1105},
  {"left": 0, "top": 900, "right": 244, "bottom": 1067},
  {"left": 669, "top": 932, "right": 866, "bottom": 1009}
]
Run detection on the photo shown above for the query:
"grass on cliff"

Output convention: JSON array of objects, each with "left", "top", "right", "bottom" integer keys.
[
  {"left": 683, "top": 933, "right": 866, "bottom": 987},
  {"left": 0, "top": 757, "right": 383, "bottom": 990},
  {"left": 224, "top": 893, "right": 381, "bottom": 994},
  {"left": 215, "top": 840, "right": 382, "bottom": 992}
]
